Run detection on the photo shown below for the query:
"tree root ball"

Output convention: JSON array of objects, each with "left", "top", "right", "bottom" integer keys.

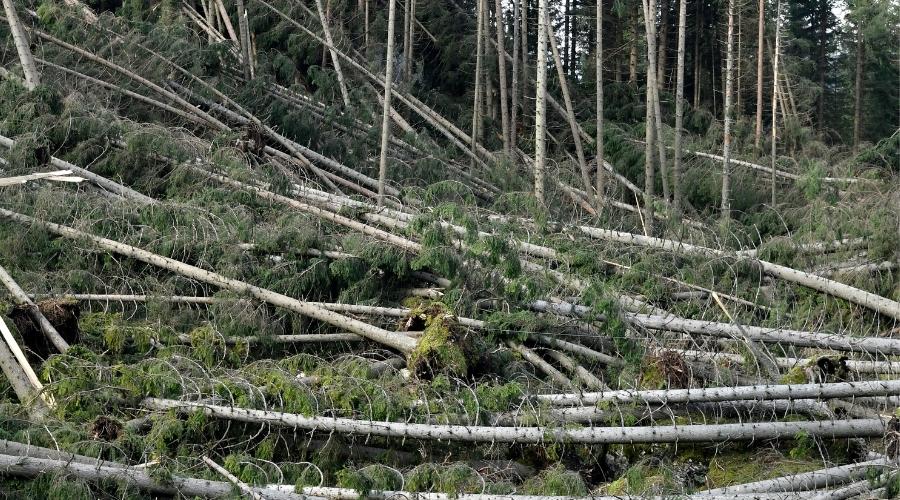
[{"left": 8, "top": 298, "right": 81, "bottom": 362}]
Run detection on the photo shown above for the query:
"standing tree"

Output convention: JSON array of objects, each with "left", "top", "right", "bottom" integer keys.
[
  {"left": 721, "top": 0, "right": 736, "bottom": 221},
  {"left": 377, "top": 0, "right": 398, "bottom": 206},
  {"left": 595, "top": 0, "right": 605, "bottom": 208},
  {"left": 236, "top": 0, "right": 252, "bottom": 80},
  {"left": 754, "top": 0, "right": 764, "bottom": 153},
  {"left": 495, "top": 0, "right": 511, "bottom": 154},
  {"left": 535, "top": 0, "right": 549, "bottom": 204},
  {"left": 672, "top": 0, "right": 686, "bottom": 212},
  {"left": 771, "top": 0, "right": 781, "bottom": 205},
  {"left": 3, "top": 0, "right": 41, "bottom": 89},
  {"left": 315, "top": 0, "right": 352, "bottom": 106},
  {"left": 510, "top": 0, "right": 521, "bottom": 151},
  {"left": 471, "top": 0, "right": 486, "bottom": 165}
]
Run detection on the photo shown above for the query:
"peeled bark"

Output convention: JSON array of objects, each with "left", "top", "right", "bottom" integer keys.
[
  {"left": 0, "top": 209, "right": 418, "bottom": 354},
  {"left": 2, "top": 0, "right": 40, "bottom": 89},
  {"left": 144, "top": 398, "right": 888, "bottom": 444},
  {"left": 539, "top": 379, "right": 900, "bottom": 406},
  {"left": 376, "top": 0, "right": 398, "bottom": 206}
]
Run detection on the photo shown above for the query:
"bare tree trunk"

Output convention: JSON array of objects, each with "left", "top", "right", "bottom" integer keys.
[
  {"left": 656, "top": 0, "right": 669, "bottom": 90},
  {"left": 364, "top": 0, "right": 369, "bottom": 52},
  {"left": 235, "top": 0, "right": 251, "bottom": 80},
  {"left": 2, "top": 0, "right": 40, "bottom": 89},
  {"left": 402, "top": 0, "right": 411, "bottom": 78},
  {"left": 771, "top": 0, "right": 781, "bottom": 206},
  {"left": 496, "top": 0, "right": 511, "bottom": 154},
  {"left": 471, "top": 0, "right": 486, "bottom": 165},
  {"left": 0, "top": 265, "right": 69, "bottom": 353},
  {"left": 754, "top": 0, "right": 764, "bottom": 153},
  {"left": 693, "top": 1, "right": 700, "bottom": 108},
  {"left": 315, "top": 0, "right": 352, "bottom": 107},
  {"left": 629, "top": 14, "right": 637, "bottom": 84},
  {"left": 0, "top": 209, "right": 418, "bottom": 354},
  {"left": 545, "top": 15, "right": 592, "bottom": 206},
  {"left": 376, "top": 0, "right": 398, "bottom": 206},
  {"left": 595, "top": 0, "right": 604, "bottom": 206},
  {"left": 852, "top": 26, "right": 863, "bottom": 152},
  {"left": 144, "top": 398, "right": 888, "bottom": 444},
  {"left": 721, "top": 0, "right": 735, "bottom": 221},
  {"left": 510, "top": 0, "right": 520, "bottom": 152},
  {"left": 408, "top": 0, "right": 416, "bottom": 76},
  {"left": 534, "top": 0, "right": 548, "bottom": 204},
  {"left": 206, "top": 0, "right": 216, "bottom": 43},
  {"left": 672, "top": 0, "right": 686, "bottom": 213},
  {"left": 641, "top": 0, "right": 670, "bottom": 203}
]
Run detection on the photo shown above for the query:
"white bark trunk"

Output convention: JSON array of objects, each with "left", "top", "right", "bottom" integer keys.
[
  {"left": 699, "top": 458, "right": 891, "bottom": 495},
  {"left": 771, "top": 0, "right": 782, "bottom": 205},
  {"left": 754, "top": 0, "right": 764, "bottom": 152},
  {"left": 315, "top": 0, "right": 352, "bottom": 107},
  {"left": 471, "top": 0, "right": 486, "bottom": 159},
  {"left": 0, "top": 209, "right": 417, "bottom": 354},
  {"left": 538, "top": 378, "right": 900, "bottom": 406},
  {"left": 544, "top": 14, "right": 593, "bottom": 207},
  {"left": 0, "top": 134, "right": 156, "bottom": 204},
  {"left": 495, "top": 0, "right": 510, "bottom": 154},
  {"left": 2, "top": 0, "right": 40, "bottom": 89},
  {"left": 143, "top": 398, "right": 888, "bottom": 444},
  {"left": 595, "top": 0, "right": 604, "bottom": 206},
  {"left": 376, "top": 0, "right": 398, "bottom": 206},
  {"left": 0, "top": 265, "right": 70, "bottom": 353},
  {"left": 721, "top": 0, "right": 735, "bottom": 220},
  {"left": 672, "top": 0, "right": 686, "bottom": 212},
  {"left": 534, "top": 0, "right": 548, "bottom": 204}
]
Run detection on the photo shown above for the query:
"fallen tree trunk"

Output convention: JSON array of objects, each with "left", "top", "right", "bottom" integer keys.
[
  {"left": 0, "top": 208, "right": 417, "bottom": 354},
  {"left": 537, "top": 379, "right": 900, "bottom": 406},
  {"left": 143, "top": 397, "right": 888, "bottom": 444},
  {"left": 629, "top": 313, "right": 900, "bottom": 355},
  {"left": 575, "top": 225, "right": 900, "bottom": 320},
  {"left": 698, "top": 457, "right": 891, "bottom": 494},
  {"left": 0, "top": 454, "right": 310, "bottom": 499},
  {"left": 0, "top": 134, "right": 156, "bottom": 204},
  {"left": 0, "top": 265, "right": 69, "bottom": 353}
]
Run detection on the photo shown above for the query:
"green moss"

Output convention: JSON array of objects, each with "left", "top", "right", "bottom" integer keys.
[
  {"left": 406, "top": 301, "right": 469, "bottom": 377},
  {"left": 520, "top": 465, "right": 588, "bottom": 496},
  {"left": 706, "top": 452, "right": 820, "bottom": 489}
]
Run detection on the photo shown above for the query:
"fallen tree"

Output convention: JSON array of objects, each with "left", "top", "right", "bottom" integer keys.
[{"left": 143, "top": 397, "right": 889, "bottom": 444}]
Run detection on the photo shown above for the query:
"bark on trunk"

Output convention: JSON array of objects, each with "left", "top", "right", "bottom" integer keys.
[
  {"left": 721, "top": 0, "right": 735, "bottom": 221},
  {"left": 235, "top": 0, "right": 252, "bottom": 80},
  {"left": 771, "top": 2, "right": 782, "bottom": 205},
  {"left": 595, "top": 0, "right": 604, "bottom": 207},
  {"left": 753, "top": 0, "right": 764, "bottom": 153},
  {"left": 672, "top": 0, "right": 686, "bottom": 212},
  {"left": 534, "top": 0, "right": 548, "bottom": 204},
  {"left": 376, "top": 0, "right": 398, "bottom": 205},
  {"left": 0, "top": 265, "right": 69, "bottom": 353},
  {"left": 143, "top": 398, "right": 888, "bottom": 444},
  {"left": 495, "top": 0, "right": 510, "bottom": 154},
  {"left": 539, "top": 378, "right": 900, "bottom": 406},
  {"left": 0, "top": 209, "right": 418, "bottom": 354},
  {"left": 315, "top": 0, "right": 352, "bottom": 106},
  {"left": 510, "top": 0, "right": 520, "bottom": 151},
  {"left": 545, "top": 14, "right": 593, "bottom": 206},
  {"left": 2, "top": 0, "right": 40, "bottom": 89},
  {"left": 852, "top": 27, "right": 863, "bottom": 152},
  {"left": 471, "top": 0, "right": 486, "bottom": 165}
]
